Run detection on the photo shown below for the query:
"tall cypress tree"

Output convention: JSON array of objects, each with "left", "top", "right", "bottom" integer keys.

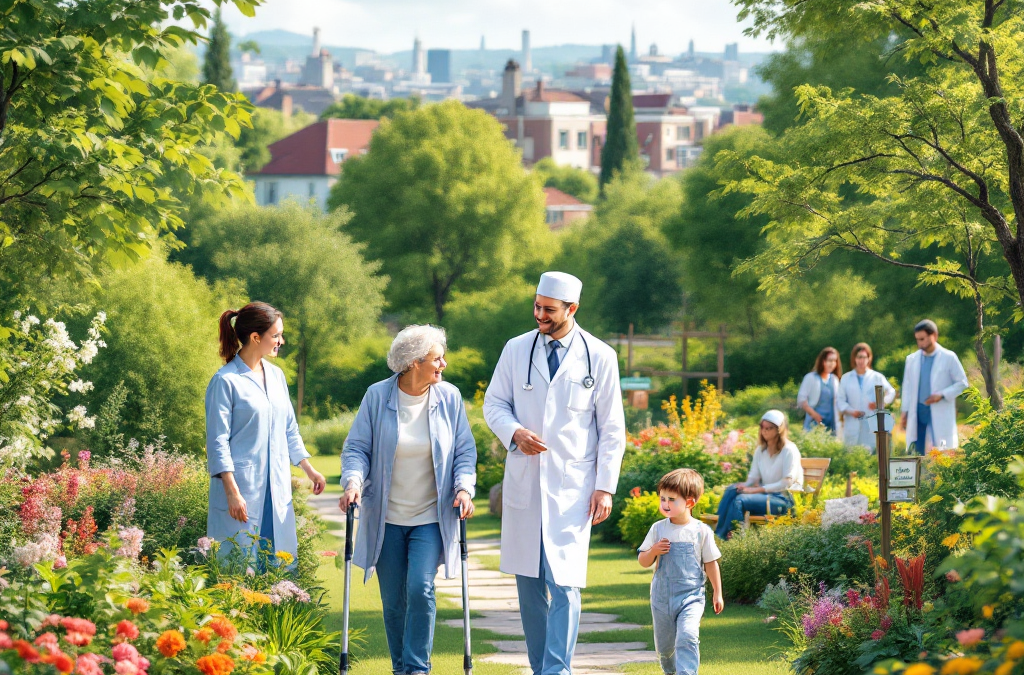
[
  {"left": 600, "top": 45, "right": 638, "bottom": 190},
  {"left": 202, "top": 8, "right": 236, "bottom": 92}
]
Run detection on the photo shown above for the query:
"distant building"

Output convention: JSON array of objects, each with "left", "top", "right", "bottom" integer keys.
[
  {"left": 632, "top": 93, "right": 702, "bottom": 175},
  {"left": 630, "top": 24, "right": 638, "bottom": 61},
  {"left": 235, "top": 52, "right": 267, "bottom": 89},
  {"left": 724, "top": 43, "right": 739, "bottom": 61},
  {"left": 427, "top": 49, "right": 451, "bottom": 84},
  {"left": 719, "top": 104, "right": 764, "bottom": 127},
  {"left": 412, "top": 36, "right": 425, "bottom": 75},
  {"left": 522, "top": 30, "right": 532, "bottom": 72},
  {"left": 544, "top": 187, "right": 592, "bottom": 229},
  {"left": 302, "top": 28, "right": 334, "bottom": 89},
  {"left": 246, "top": 80, "right": 338, "bottom": 117},
  {"left": 250, "top": 119, "right": 379, "bottom": 209}
]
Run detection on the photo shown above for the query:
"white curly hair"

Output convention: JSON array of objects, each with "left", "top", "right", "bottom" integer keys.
[{"left": 387, "top": 324, "right": 447, "bottom": 374}]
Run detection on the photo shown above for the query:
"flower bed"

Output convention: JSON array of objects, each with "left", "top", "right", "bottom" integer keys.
[{"left": 0, "top": 531, "right": 340, "bottom": 675}]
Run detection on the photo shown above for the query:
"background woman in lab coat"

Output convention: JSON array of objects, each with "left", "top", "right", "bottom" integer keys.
[
  {"left": 837, "top": 343, "right": 896, "bottom": 449},
  {"left": 797, "top": 347, "right": 842, "bottom": 435},
  {"left": 206, "top": 302, "right": 327, "bottom": 561}
]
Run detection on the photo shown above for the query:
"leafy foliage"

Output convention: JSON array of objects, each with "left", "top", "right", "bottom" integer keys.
[
  {"left": 600, "top": 45, "right": 639, "bottom": 189},
  {"left": 319, "top": 93, "right": 420, "bottom": 121},
  {"left": 532, "top": 157, "right": 599, "bottom": 204},
  {"left": 0, "top": 0, "right": 257, "bottom": 307},
  {"left": 328, "top": 100, "right": 548, "bottom": 321},
  {"left": 201, "top": 7, "right": 235, "bottom": 91}
]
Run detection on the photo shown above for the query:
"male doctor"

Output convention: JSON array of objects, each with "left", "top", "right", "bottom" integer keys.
[
  {"left": 484, "top": 272, "right": 626, "bottom": 675},
  {"left": 899, "top": 319, "right": 969, "bottom": 454}
]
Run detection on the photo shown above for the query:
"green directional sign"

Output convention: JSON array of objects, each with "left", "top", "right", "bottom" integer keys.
[{"left": 620, "top": 377, "right": 652, "bottom": 391}]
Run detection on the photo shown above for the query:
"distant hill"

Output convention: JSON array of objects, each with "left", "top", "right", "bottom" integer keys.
[{"left": 232, "top": 29, "right": 773, "bottom": 75}]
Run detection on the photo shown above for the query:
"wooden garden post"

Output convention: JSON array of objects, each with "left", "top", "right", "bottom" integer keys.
[{"left": 874, "top": 385, "right": 891, "bottom": 562}]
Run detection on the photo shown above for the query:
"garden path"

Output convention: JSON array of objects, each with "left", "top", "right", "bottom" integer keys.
[{"left": 306, "top": 494, "right": 659, "bottom": 674}]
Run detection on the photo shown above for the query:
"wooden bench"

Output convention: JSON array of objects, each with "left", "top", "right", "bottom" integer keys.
[{"left": 700, "top": 457, "right": 831, "bottom": 530}]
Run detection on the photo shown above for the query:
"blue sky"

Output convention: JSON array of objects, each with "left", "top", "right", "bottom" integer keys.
[{"left": 211, "top": 0, "right": 778, "bottom": 56}]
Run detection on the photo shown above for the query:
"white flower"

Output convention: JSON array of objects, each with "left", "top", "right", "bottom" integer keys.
[
  {"left": 68, "top": 380, "right": 94, "bottom": 393},
  {"left": 115, "top": 527, "right": 145, "bottom": 559},
  {"left": 78, "top": 341, "right": 99, "bottom": 365},
  {"left": 96, "top": 311, "right": 107, "bottom": 323},
  {"left": 12, "top": 310, "right": 21, "bottom": 320},
  {"left": 16, "top": 396, "right": 31, "bottom": 407},
  {"left": 67, "top": 405, "right": 96, "bottom": 430}
]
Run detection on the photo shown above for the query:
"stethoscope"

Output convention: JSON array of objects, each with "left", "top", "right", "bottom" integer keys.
[{"left": 523, "top": 330, "right": 595, "bottom": 391}]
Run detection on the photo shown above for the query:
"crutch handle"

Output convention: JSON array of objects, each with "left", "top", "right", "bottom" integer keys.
[
  {"left": 345, "top": 503, "right": 357, "bottom": 560},
  {"left": 457, "top": 505, "right": 469, "bottom": 560}
]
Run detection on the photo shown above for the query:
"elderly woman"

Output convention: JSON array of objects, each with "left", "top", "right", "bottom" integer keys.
[
  {"left": 798, "top": 347, "right": 843, "bottom": 434},
  {"left": 206, "top": 302, "right": 326, "bottom": 561},
  {"left": 339, "top": 325, "right": 477, "bottom": 675},
  {"left": 713, "top": 410, "right": 803, "bottom": 540},
  {"left": 838, "top": 343, "right": 896, "bottom": 449}
]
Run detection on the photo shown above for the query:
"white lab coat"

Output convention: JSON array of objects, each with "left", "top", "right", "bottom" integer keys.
[
  {"left": 483, "top": 325, "right": 626, "bottom": 588},
  {"left": 900, "top": 345, "right": 969, "bottom": 450},
  {"left": 837, "top": 369, "right": 896, "bottom": 449},
  {"left": 797, "top": 371, "right": 843, "bottom": 437}
]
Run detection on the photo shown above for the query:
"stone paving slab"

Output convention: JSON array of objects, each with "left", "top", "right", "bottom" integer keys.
[
  {"left": 437, "top": 585, "right": 520, "bottom": 599},
  {"left": 483, "top": 650, "right": 658, "bottom": 668},
  {"left": 447, "top": 598, "right": 520, "bottom": 612},
  {"left": 489, "top": 641, "right": 648, "bottom": 654},
  {"left": 445, "top": 617, "right": 641, "bottom": 636}
]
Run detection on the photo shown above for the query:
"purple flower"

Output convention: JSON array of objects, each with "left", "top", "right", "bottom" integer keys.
[
  {"left": 871, "top": 629, "right": 885, "bottom": 641},
  {"left": 115, "top": 527, "right": 144, "bottom": 559},
  {"left": 197, "top": 537, "right": 214, "bottom": 554},
  {"left": 802, "top": 595, "right": 844, "bottom": 639}
]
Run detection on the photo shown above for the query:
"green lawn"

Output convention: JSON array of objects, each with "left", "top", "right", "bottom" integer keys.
[{"left": 313, "top": 497, "right": 789, "bottom": 675}]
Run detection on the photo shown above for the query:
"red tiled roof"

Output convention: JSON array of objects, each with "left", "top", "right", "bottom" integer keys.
[
  {"left": 254, "top": 119, "right": 380, "bottom": 176},
  {"left": 523, "top": 88, "right": 588, "bottom": 103},
  {"left": 633, "top": 93, "right": 673, "bottom": 108},
  {"left": 544, "top": 187, "right": 588, "bottom": 207}
]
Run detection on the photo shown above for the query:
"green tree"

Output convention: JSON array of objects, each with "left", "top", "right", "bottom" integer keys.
[
  {"left": 185, "top": 202, "right": 387, "bottom": 415},
  {"left": 319, "top": 94, "right": 420, "bottom": 121},
  {"left": 77, "top": 252, "right": 236, "bottom": 452},
  {"left": 328, "top": 100, "right": 548, "bottom": 321},
  {"left": 532, "top": 157, "right": 599, "bottom": 204},
  {"left": 726, "top": 0, "right": 1024, "bottom": 406},
  {"left": 202, "top": 7, "right": 235, "bottom": 92},
  {"left": 0, "top": 0, "right": 257, "bottom": 310},
  {"left": 600, "top": 46, "right": 639, "bottom": 190}
]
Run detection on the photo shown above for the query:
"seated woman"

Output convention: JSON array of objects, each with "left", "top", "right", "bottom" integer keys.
[{"left": 714, "top": 410, "right": 803, "bottom": 540}]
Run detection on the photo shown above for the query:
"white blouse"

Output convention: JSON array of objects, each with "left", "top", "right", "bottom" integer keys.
[
  {"left": 745, "top": 441, "right": 803, "bottom": 493},
  {"left": 385, "top": 389, "right": 439, "bottom": 526}
]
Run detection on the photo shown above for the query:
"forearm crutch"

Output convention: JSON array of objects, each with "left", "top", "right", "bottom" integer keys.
[
  {"left": 457, "top": 504, "right": 473, "bottom": 675},
  {"left": 340, "top": 503, "right": 357, "bottom": 675}
]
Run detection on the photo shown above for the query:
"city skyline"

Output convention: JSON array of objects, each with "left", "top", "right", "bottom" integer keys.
[{"left": 207, "top": 0, "right": 778, "bottom": 56}]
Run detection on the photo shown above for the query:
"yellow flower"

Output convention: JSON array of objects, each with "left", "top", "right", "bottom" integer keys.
[
  {"left": 994, "top": 662, "right": 1014, "bottom": 675},
  {"left": 982, "top": 605, "right": 994, "bottom": 619},
  {"left": 240, "top": 588, "right": 272, "bottom": 605},
  {"left": 905, "top": 665, "right": 936, "bottom": 675},
  {"left": 942, "top": 534, "right": 961, "bottom": 549},
  {"left": 941, "top": 657, "right": 984, "bottom": 675},
  {"left": 923, "top": 602, "right": 934, "bottom": 613},
  {"left": 1008, "top": 641, "right": 1024, "bottom": 660},
  {"left": 789, "top": 567, "right": 798, "bottom": 574},
  {"left": 275, "top": 551, "right": 294, "bottom": 565},
  {"left": 213, "top": 582, "right": 234, "bottom": 590}
]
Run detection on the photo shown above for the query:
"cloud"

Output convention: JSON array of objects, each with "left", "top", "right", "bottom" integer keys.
[{"left": 212, "top": 0, "right": 777, "bottom": 55}]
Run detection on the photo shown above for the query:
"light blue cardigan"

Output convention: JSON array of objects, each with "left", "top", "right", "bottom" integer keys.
[{"left": 342, "top": 376, "right": 477, "bottom": 582}]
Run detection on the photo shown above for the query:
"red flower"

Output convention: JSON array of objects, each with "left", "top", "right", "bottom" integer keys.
[
  {"left": 871, "top": 629, "right": 885, "bottom": 641},
  {"left": 0, "top": 632, "right": 13, "bottom": 650},
  {"left": 43, "top": 650, "right": 76, "bottom": 674},
  {"left": 208, "top": 617, "right": 236, "bottom": 642},
  {"left": 115, "top": 620, "right": 140, "bottom": 641},
  {"left": 14, "top": 639, "right": 41, "bottom": 662},
  {"left": 629, "top": 487, "right": 641, "bottom": 498}
]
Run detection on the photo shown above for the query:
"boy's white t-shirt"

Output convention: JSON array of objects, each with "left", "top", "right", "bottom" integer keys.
[{"left": 638, "top": 518, "right": 722, "bottom": 564}]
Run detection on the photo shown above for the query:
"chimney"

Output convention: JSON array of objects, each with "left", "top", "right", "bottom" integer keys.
[
  {"left": 281, "top": 94, "right": 293, "bottom": 118},
  {"left": 535, "top": 80, "right": 544, "bottom": 98},
  {"left": 522, "top": 30, "right": 532, "bottom": 72},
  {"left": 312, "top": 27, "right": 321, "bottom": 57},
  {"left": 501, "top": 59, "right": 521, "bottom": 114}
]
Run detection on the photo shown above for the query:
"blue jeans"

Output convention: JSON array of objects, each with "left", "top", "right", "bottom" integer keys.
[
  {"left": 376, "top": 522, "right": 443, "bottom": 675},
  {"left": 651, "top": 542, "right": 706, "bottom": 675},
  {"left": 913, "top": 403, "right": 932, "bottom": 455},
  {"left": 714, "top": 485, "right": 794, "bottom": 540},
  {"left": 516, "top": 543, "right": 582, "bottom": 675}
]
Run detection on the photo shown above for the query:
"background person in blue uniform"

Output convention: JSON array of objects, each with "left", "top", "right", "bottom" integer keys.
[{"left": 205, "top": 302, "right": 326, "bottom": 561}]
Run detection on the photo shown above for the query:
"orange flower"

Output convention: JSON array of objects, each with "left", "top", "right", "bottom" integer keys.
[
  {"left": 1008, "top": 641, "right": 1024, "bottom": 660},
  {"left": 196, "top": 653, "right": 234, "bottom": 675},
  {"left": 994, "top": 662, "right": 1014, "bottom": 675},
  {"left": 194, "top": 628, "right": 214, "bottom": 644},
  {"left": 208, "top": 617, "right": 237, "bottom": 642},
  {"left": 124, "top": 598, "right": 150, "bottom": 615},
  {"left": 13, "top": 639, "right": 41, "bottom": 662},
  {"left": 240, "top": 645, "right": 265, "bottom": 664},
  {"left": 941, "top": 657, "right": 985, "bottom": 675},
  {"left": 982, "top": 605, "right": 994, "bottom": 619},
  {"left": 156, "top": 630, "right": 186, "bottom": 658},
  {"left": 905, "top": 665, "right": 936, "bottom": 675},
  {"left": 41, "top": 650, "right": 75, "bottom": 674},
  {"left": 216, "top": 640, "right": 232, "bottom": 654}
]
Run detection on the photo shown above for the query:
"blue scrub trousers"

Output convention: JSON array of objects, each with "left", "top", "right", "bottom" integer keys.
[
  {"left": 913, "top": 403, "right": 932, "bottom": 455},
  {"left": 651, "top": 542, "right": 706, "bottom": 675},
  {"left": 714, "top": 485, "right": 794, "bottom": 540},
  {"left": 516, "top": 542, "right": 582, "bottom": 675},
  {"left": 376, "top": 522, "right": 444, "bottom": 675},
  {"left": 258, "top": 474, "right": 276, "bottom": 555}
]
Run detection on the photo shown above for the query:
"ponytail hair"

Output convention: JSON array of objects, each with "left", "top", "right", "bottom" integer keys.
[{"left": 218, "top": 302, "right": 283, "bottom": 363}]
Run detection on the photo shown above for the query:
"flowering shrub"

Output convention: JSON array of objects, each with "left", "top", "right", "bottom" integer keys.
[
  {"left": 0, "top": 311, "right": 106, "bottom": 468},
  {"left": 0, "top": 531, "right": 339, "bottom": 675},
  {"left": 618, "top": 489, "right": 722, "bottom": 549},
  {"left": 660, "top": 381, "right": 725, "bottom": 438}
]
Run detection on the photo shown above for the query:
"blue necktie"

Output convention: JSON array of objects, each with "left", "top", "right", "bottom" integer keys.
[{"left": 547, "top": 340, "right": 562, "bottom": 378}]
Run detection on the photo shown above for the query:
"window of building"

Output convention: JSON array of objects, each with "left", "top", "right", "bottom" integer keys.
[
  {"left": 666, "top": 147, "right": 675, "bottom": 161},
  {"left": 677, "top": 126, "right": 690, "bottom": 140},
  {"left": 665, "top": 127, "right": 672, "bottom": 137},
  {"left": 676, "top": 146, "right": 687, "bottom": 168},
  {"left": 330, "top": 148, "right": 348, "bottom": 163},
  {"left": 308, "top": 182, "right": 316, "bottom": 198},
  {"left": 546, "top": 209, "right": 565, "bottom": 225},
  {"left": 559, "top": 130, "right": 570, "bottom": 150},
  {"left": 267, "top": 181, "right": 278, "bottom": 205},
  {"left": 577, "top": 131, "right": 587, "bottom": 149}
]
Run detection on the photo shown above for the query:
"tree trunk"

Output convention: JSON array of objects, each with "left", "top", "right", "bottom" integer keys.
[
  {"left": 972, "top": 289, "right": 1003, "bottom": 410},
  {"left": 296, "top": 342, "right": 307, "bottom": 418}
]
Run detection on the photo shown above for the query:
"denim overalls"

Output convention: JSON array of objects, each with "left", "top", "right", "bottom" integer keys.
[{"left": 651, "top": 538, "right": 706, "bottom": 675}]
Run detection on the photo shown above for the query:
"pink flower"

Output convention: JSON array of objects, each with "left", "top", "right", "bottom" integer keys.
[
  {"left": 115, "top": 620, "right": 139, "bottom": 641},
  {"left": 721, "top": 462, "right": 733, "bottom": 473},
  {"left": 880, "top": 615, "right": 893, "bottom": 630},
  {"left": 78, "top": 451, "right": 91, "bottom": 466},
  {"left": 956, "top": 628, "right": 985, "bottom": 647},
  {"left": 115, "top": 527, "right": 144, "bottom": 560},
  {"left": 0, "top": 632, "right": 13, "bottom": 650},
  {"left": 111, "top": 643, "right": 139, "bottom": 663},
  {"left": 633, "top": 440, "right": 641, "bottom": 448},
  {"left": 658, "top": 438, "right": 672, "bottom": 446},
  {"left": 114, "top": 661, "right": 138, "bottom": 675},
  {"left": 319, "top": 551, "right": 338, "bottom": 557},
  {"left": 871, "top": 629, "right": 885, "bottom": 641},
  {"left": 76, "top": 653, "right": 104, "bottom": 675},
  {"left": 34, "top": 632, "right": 59, "bottom": 651},
  {"left": 945, "top": 570, "right": 961, "bottom": 583},
  {"left": 42, "top": 614, "right": 63, "bottom": 628},
  {"left": 196, "top": 537, "right": 215, "bottom": 554},
  {"left": 53, "top": 555, "right": 67, "bottom": 569}
]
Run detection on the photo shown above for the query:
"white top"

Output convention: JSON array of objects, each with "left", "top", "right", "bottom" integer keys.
[
  {"left": 745, "top": 440, "right": 803, "bottom": 493},
  {"left": 385, "top": 388, "right": 438, "bottom": 526},
  {"left": 638, "top": 518, "right": 721, "bottom": 564}
]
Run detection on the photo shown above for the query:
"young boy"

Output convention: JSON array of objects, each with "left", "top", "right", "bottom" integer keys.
[{"left": 638, "top": 468, "right": 724, "bottom": 675}]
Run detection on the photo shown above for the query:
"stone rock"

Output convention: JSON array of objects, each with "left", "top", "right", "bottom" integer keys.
[{"left": 489, "top": 482, "right": 503, "bottom": 518}]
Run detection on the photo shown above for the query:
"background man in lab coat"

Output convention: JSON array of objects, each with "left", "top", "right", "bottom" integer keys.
[
  {"left": 899, "top": 319, "right": 969, "bottom": 454},
  {"left": 484, "top": 271, "right": 626, "bottom": 675}
]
